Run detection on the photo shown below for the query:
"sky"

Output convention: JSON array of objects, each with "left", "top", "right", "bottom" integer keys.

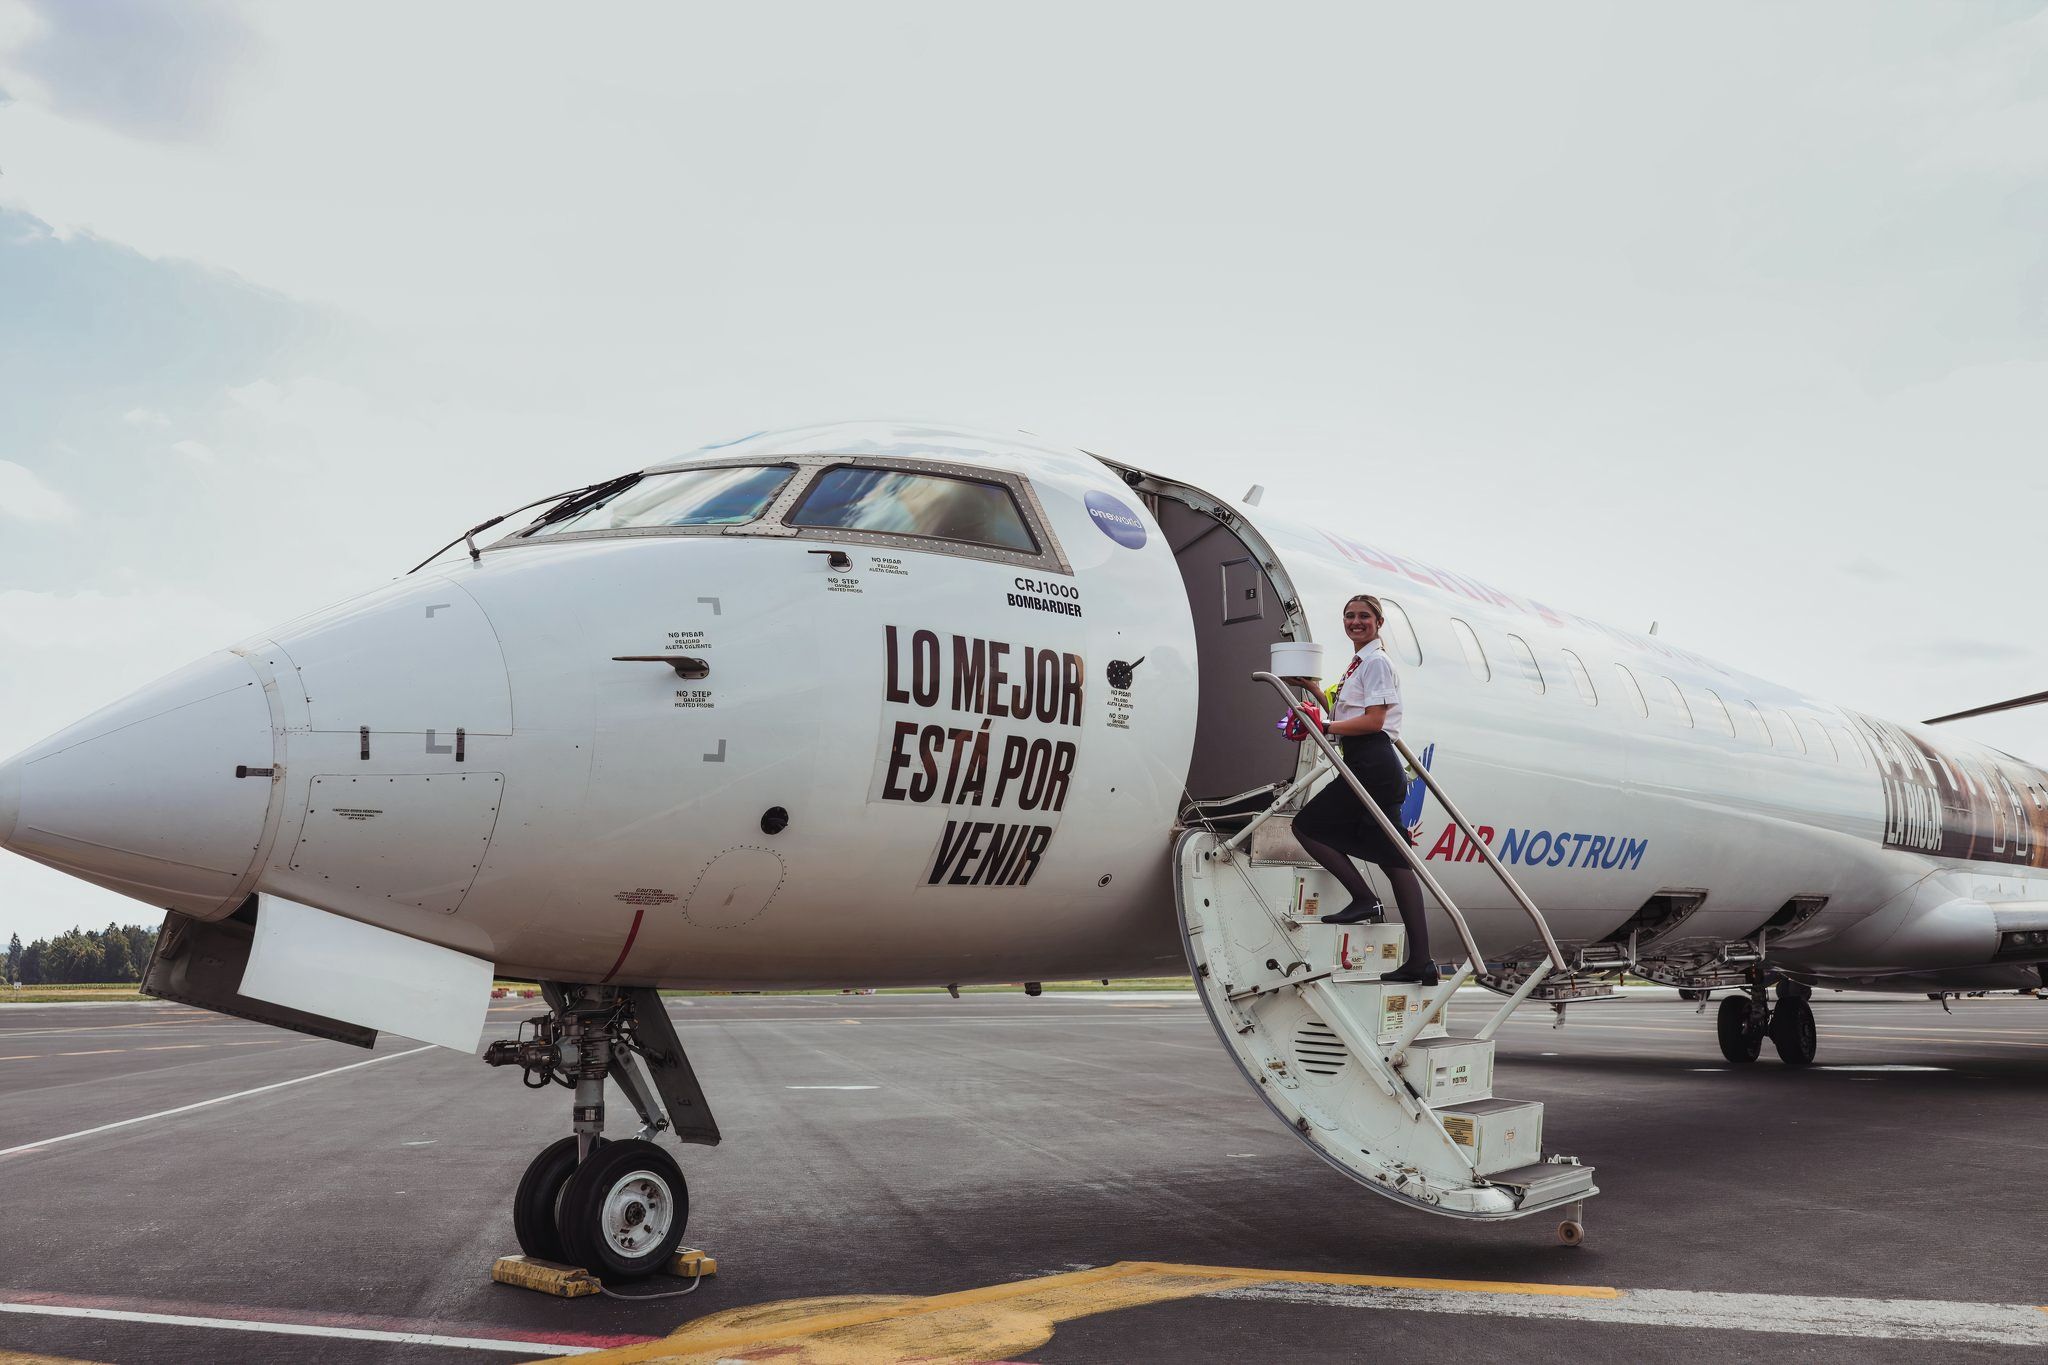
[{"left": 2, "top": 2, "right": 2046, "bottom": 945}]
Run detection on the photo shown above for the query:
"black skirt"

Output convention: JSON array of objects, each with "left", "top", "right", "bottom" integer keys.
[{"left": 1291, "top": 730, "right": 1412, "bottom": 868}]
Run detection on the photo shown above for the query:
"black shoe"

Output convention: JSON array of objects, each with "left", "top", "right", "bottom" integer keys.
[
  {"left": 1320, "top": 900, "right": 1385, "bottom": 926},
  {"left": 1379, "top": 964, "right": 1441, "bottom": 986}
]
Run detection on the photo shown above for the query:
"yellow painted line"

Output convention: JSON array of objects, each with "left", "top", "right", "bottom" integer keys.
[{"left": 573, "top": 1261, "right": 1619, "bottom": 1363}]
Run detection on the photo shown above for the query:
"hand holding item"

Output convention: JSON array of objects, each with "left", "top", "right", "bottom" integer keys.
[{"left": 1277, "top": 696, "right": 1328, "bottom": 742}]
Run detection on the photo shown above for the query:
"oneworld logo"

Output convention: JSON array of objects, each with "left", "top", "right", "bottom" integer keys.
[{"left": 1084, "top": 490, "right": 1147, "bottom": 549}]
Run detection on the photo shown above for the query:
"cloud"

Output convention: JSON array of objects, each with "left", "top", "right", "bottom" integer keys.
[
  {"left": 169, "top": 438, "right": 216, "bottom": 464},
  {"left": 1, "top": 0, "right": 257, "bottom": 142},
  {"left": 121, "top": 407, "right": 169, "bottom": 428},
  {"left": 0, "top": 458, "right": 71, "bottom": 520}
]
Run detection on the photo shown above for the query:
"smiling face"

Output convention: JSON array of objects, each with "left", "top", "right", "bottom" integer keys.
[{"left": 1342, "top": 597, "right": 1382, "bottom": 650}]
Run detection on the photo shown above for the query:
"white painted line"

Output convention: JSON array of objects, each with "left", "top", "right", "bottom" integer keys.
[
  {"left": 1216, "top": 1282, "right": 2048, "bottom": 1346},
  {"left": 786, "top": 1084, "right": 879, "bottom": 1090},
  {"left": 0, "top": 1045, "right": 435, "bottom": 1158},
  {"left": 1818, "top": 1064, "right": 1949, "bottom": 1073},
  {"left": 0, "top": 1302, "right": 593, "bottom": 1355}
]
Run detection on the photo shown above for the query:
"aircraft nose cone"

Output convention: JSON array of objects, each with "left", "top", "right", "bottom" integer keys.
[{"left": 1, "top": 651, "right": 276, "bottom": 915}]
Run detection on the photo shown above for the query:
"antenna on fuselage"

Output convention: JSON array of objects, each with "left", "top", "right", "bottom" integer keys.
[{"left": 1243, "top": 484, "right": 1265, "bottom": 506}]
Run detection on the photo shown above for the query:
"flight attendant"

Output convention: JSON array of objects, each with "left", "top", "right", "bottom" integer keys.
[{"left": 1290, "top": 594, "right": 1435, "bottom": 984}]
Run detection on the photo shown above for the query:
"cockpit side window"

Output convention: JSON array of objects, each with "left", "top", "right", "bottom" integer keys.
[
  {"left": 787, "top": 465, "right": 1039, "bottom": 553},
  {"left": 523, "top": 465, "right": 796, "bottom": 537}
]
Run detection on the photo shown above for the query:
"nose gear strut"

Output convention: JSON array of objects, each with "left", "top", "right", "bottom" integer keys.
[{"left": 484, "top": 983, "right": 721, "bottom": 1278}]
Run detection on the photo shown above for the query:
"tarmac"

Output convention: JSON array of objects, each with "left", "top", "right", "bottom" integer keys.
[{"left": 2, "top": 987, "right": 2046, "bottom": 1363}]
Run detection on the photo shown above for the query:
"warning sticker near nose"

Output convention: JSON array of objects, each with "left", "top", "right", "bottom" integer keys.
[{"left": 1084, "top": 490, "right": 1147, "bottom": 549}]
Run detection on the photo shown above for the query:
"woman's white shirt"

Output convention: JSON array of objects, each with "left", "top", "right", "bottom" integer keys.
[{"left": 1333, "top": 638, "right": 1402, "bottom": 741}]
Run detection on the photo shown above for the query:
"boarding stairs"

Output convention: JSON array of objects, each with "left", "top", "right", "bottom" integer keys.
[{"left": 1172, "top": 672, "right": 1597, "bottom": 1234}]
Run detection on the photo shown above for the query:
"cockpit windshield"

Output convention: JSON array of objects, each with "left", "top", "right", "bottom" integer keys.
[{"left": 523, "top": 464, "right": 796, "bottom": 537}]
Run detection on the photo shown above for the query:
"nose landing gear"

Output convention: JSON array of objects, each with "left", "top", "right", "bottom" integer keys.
[
  {"left": 487, "top": 983, "right": 720, "bottom": 1280},
  {"left": 1714, "top": 977, "right": 1816, "bottom": 1066}
]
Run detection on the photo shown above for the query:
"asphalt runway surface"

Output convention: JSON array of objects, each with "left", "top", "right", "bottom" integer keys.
[{"left": 2, "top": 987, "right": 2046, "bottom": 1362}]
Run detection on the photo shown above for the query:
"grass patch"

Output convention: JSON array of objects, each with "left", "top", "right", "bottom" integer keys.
[{"left": 1, "top": 983, "right": 148, "bottom": 1004}]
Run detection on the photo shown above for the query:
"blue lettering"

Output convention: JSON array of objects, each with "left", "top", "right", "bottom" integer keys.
[
  {"left": 1624, "top": 836, "right": 1647, "bottom": 870},
  {"left": 1587, "top": 834, "right": 1607, "bottom": 867},
  {"left": 1547, "top": 833, "right": 1571, "bottom": 867},
  {"left": 1499, "top": 827, "right": 1527, "bottom": 863}
]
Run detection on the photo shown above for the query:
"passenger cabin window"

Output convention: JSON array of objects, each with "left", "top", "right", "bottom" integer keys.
[
  {"left": 1656, "top": 676, "right": 1693, "bottom": 727},
  {"left": 1744, "top": 700, "right": 1771, "bottom": 745},
  {"left": 1561, "top": 649, "right": 1598, "bottom": 705},
  {"left": 1802, "top": 718, "right": 1838, "bottom": 761},
  {"left": 1379, "top": 599, "right": 1423, "bottom": 666},
  {"left": 788, "top": 466, "right": 1039, "bottom": 553},
  {"left": 1503, "top": 635, "right": 1544, "bottom": 693},
  {"left": 528, "top": 465, "right": 796, "bottom": 536},
  {"left": 1703, "top": 689, "right": 1737, "bottom": 737},
  {"left": 1450, "top": 618, "right": 1490, "bottom": 681},
  {"left": 1780, "top": 710, "right": 1807, "bottom": 753},
  {"left": 1829, "top": 724, "right": 1865, "bottom": 766},
  {"left": 1613, "top": 664, "right": 1649, "bottom": 717}
]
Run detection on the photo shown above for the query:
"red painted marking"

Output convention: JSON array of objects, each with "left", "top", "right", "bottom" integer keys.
[
  {"left": 0, "top": 1290, "right": 659, "bottom": 1348},
  {"left": 600, "top": 907, "right": 647, "bottom": 984}
]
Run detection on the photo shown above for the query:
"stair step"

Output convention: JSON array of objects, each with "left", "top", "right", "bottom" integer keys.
[
  {"left": 1399, "top": 1035, "right": 1494, "bottom": 1105},
  {"left": 1435, "top": 1096, "right": 1543, "bottom": 1176},
  {"left": 1308, "top": 978, "right": 1448, "bottom": 1045},
  {"left": 1486, "top": 1160, "right": 1597, "bottom": 1207},
  {"left": 1282, "top": 920, "right": 1406, "bottom": 980}
]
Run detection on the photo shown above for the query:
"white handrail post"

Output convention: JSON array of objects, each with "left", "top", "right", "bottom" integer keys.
[
  {"left": 1474, "top": 960, "right": 1553, "bottom": 1041},
  {"left": 1391, "top": 962, "right": 1474, "bottom": 1055},
  {"left": 1390, "top": 735, "right": 1570, "bottom": 974}
]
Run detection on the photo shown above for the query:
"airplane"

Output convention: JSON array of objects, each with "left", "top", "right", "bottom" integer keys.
[{"left": 5, "top": 420, "right": 2045, "bottom": 1272}]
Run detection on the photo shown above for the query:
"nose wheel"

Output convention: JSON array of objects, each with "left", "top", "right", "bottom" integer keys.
[
  {"left": 555, "top": 1139, "right": 689, "bottom": 1278},
  {"left": 488, "top": 983, "right": 718, "bottom": 1281}
]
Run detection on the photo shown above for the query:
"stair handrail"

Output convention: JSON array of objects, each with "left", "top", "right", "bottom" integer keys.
[
  {"left": 1251, "top": 672, "right": 1487, "bottom": 972},
  {"left": 1389, "top": 734, "right": 1570, "bottom": 974}
]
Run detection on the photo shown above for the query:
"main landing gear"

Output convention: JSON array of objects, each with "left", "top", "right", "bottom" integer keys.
[
  {"left": 1715, "top": 978, "right": 1815, "bottom": 1067},
  {"left": 485, "top": 984, "right": 721, "bottom": 1280}
]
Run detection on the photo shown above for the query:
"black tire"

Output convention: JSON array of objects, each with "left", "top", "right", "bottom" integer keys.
[
  {"left": 1716, "top": 995, "right": 1763, "bottom": 1064},
  {"left": 557, "top": 1138, "right": 688, "bottom": 1280},
  {"left": 1769, "top": 997, "right": 1818, "bottom": 1066},
  {"left": 513, "top": 1135, "right": 604, "bottom": 1263}
]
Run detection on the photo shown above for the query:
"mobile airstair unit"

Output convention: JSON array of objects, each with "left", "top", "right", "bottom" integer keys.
[{"left": 1173, "top": 671, "right": 1597, "bottom": 1242}]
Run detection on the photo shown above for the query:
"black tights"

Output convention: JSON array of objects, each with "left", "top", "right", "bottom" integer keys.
[{"left": 1295, "top": 833, "right": 1430, "bottom": 967}]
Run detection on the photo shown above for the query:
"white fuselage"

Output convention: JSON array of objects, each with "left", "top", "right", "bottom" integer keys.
[{"left": 5, "top": 423, "right": 2045, "bottom": 993}]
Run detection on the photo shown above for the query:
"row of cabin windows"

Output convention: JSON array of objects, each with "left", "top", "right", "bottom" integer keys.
[{"left": 1377, "top": 599, "right": 1863, "bottom": 766}]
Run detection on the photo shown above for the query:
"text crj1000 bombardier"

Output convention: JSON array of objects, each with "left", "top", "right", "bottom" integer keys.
[{"left": 6, "top": 422, "right": 2046, "bottom": 1269}]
